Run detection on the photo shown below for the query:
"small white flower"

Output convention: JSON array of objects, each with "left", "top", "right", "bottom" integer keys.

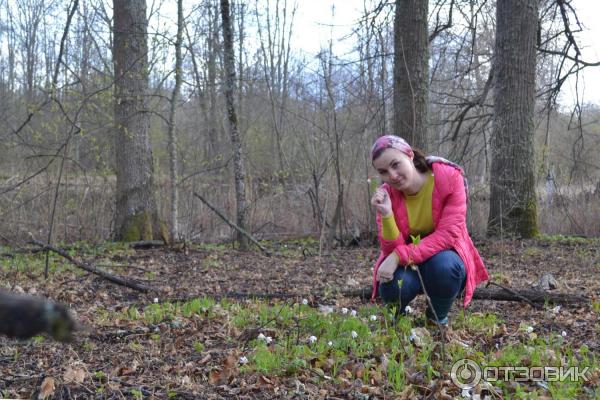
[
  {"left": 341, "top": 307, "right": 348, "bottom": 314},
  {"left": 526, "top": 326, "right": 534, "bottom": 333},
  {"left": 367, "top": 178, "right": 371, "bottom": 184},
  {"left": 265, "top": 336, "right": 273, "bottom": 344},
  {"left": 351, "top": 331, "right": 358, "bottom": 339},
  {"left": 404, "top": 305, "right": 414, "bottom": 314},
  {"left": 302, "top": 298, "right": 308, "bottom": 305},
  {"left": 561, "top": 331, "right": 567, "bottom": 337},
  {"left": 308, "top": 335, "right": 318, "bottom": 344},
  {"left": 257, "top": 333, "right": 266, "bottom": 341},
  {"left": 153, "top": 297, "right": 159, "bottom": 303},
  {"left": 350, "top": 310, "right": 357, "bottom": 317},
  {"left": 369, "top": 315, "right": 377, "bottom": 321},
  {"left": 327, "top": 341, "right": 333, "bottom": 346},
  {"left": 552, "top": 305, "right": 561, "bottom": 313},
  {"left": 239, "top": 356, "right": 249, "bottom": 364}
]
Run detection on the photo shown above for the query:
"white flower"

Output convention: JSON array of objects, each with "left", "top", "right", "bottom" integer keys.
[
  {"left": 367, "top": 178, "right": 371, "bottom": 184},
  {"left": 526, "top": 326, "right": 534, "bottom": 334},
  {"left": 369, "top": 315, "right": 377, "bottom": 321},
  {"left": 257, "top": 333, "right": 266, "bottom": 341},
  {"left": 351, "top": 331, "right": 358, "bottom": 339},
  {"left": 561, "top": 331, "right": 567, "bottom": 337},
  {"left": 302, "top": 298, "right": 308, "bottom": 305},
  {"left": 265, "top": 336, "right": 273, "bottom": 344},
  {"left": 153, "top": 297, "right": 159, "bottom": 303},
  {"left": 350, "top": 310, "right": 357, "bottom": 317},
  {"left": 341, "top": 307, "right": 348, "bottom": 314},
  {"left": 327, "top": 341, "right": 333, "bottom": 346},
  {"left": 552, "top": 305, "right": 561, "bottom": 313},
  {"left": 308, "top": 335, "right": 318, "bottom": 344},
  {"left": 239, "top": 356, "right": 249, "bottom": 364},
  {"left": 404, "top": 305, "right": 414, "bottom": 314}
]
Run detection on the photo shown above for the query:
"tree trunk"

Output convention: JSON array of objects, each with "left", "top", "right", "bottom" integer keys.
[
  {"left": 220, "top": 0, "right": 248, "bottom": 250},
  {"left": 488, "top": 0, "right": 538, "bottom": 238},
  {"left": 113, "top": 0, "right": 165, "bottom": 242},
  {"left": 393, "top": 0, "right": 429, "bottom": 150},
  {"left": 167, "top": 0, "right": 183, "bottom": 241}
]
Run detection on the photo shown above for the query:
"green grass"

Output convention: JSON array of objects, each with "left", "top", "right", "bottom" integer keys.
[{"left": 107, "top": 296, "right": 599, "bottom": 397}]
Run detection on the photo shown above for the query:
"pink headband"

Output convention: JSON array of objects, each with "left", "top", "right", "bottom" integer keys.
[{"left": 370, "top": 135, "right": 413, "bottom": 161}]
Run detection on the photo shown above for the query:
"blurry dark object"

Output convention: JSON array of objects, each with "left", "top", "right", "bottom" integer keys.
[{"left": 0, "top": 291, "right": 75, "bottom": 342}]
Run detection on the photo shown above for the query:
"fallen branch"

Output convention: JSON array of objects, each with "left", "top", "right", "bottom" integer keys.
[
  {"left": 146, "top": 284, "right": 588, "bottom": 307},
  {"left": 128, "top": 240, "right": 165, "bottom": 249},
  {"left": 342, "top": 285, "right": 588, "bottom": 305},
  {"left": 486, "top": 281, "right": 539, "bottom": 308},
  {"left": 29, "top": 240, "right": 156, "bottom": 293},
  {"left": 193, "top": 192, "right": 271, "bottom": 256}
]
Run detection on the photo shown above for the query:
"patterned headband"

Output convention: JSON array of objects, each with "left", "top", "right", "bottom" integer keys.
[{"left": 370, "top": 135, "right": 414, "bottom": 161}]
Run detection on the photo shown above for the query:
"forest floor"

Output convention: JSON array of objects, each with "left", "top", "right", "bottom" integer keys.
[{"left": 1, "top": 236, "right": 599, "bottom": 399}]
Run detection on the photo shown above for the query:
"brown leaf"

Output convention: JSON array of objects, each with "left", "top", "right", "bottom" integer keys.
[
  {"left": 208, "top": 369, "right": 222, "bottom": 385},
  {"left": 64, "top": 366, "right": 86, "bottom": 383},
  {"left": 199, "top": 353, "right": 212, "bottom": 365},
  {"left": 38, "top": 377, "right": 55, "bottom": 399}
]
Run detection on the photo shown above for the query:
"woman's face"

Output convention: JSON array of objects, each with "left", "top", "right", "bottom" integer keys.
[{"left": 373, "top": 148, "right": 416, "bottom": 192}]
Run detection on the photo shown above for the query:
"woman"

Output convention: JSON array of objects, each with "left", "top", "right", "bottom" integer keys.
[{"left": 370, "top": 135, "right": 488, "bottom": 324}]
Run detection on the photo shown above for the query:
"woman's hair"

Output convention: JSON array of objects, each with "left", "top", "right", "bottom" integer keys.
[
  {"left": 371, "top": 135, "right": 430, "bottom": 173},
  {"left": 412, "top": 148, "right": 430, "bottom": 173}
]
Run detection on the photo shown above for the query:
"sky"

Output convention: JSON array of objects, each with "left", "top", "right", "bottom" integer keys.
[{"left": 292, "top": 0, "right": 600, "bottom": 106}]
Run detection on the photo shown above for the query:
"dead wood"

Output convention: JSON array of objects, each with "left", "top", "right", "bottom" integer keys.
[
  {"left": 127, "top": 240, "right": 165, "bottom": 249},
  {"left": 193, "top": 192, "right": 271, "bottom": 256},
  {"left": 342, "top": 285, "right": 588, "bottom": 305},
  {"left": 29, "top": 240, "right": 156, "bottom": 293},
  {"left": 148, "top": 284, "right": 588, "bottom": 306}
]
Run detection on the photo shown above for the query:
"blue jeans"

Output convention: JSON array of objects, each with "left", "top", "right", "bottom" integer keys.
[{"left": 378, "top": 250, "right": 466, "bottom": 322}]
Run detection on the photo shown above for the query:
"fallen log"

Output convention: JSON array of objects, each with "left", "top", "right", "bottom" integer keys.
[
  {"left": 470, "top": 286, "right": 588, "bottom": 305},
  {"left": 150, "top": 284, "right": 587, "bottom": 306},
  {"left": 341, "top": 285, "right": 589, "bottom": 305}
]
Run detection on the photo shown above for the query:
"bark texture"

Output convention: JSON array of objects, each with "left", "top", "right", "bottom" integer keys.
[
  {"left": 488, "top": 0, "right": 538, "bottom": 238},
  {"left": 393, "top": 0, "right": 429, "bottom": 150},
  {"left": 221, "top": 0, "right": 249, "bottom": 250},
  {"left": 113, "top": 0, "right": 164, "bottom": 242}
]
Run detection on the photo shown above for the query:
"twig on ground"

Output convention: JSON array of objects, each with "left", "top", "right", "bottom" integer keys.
[{"left": 29, "top": 239, "right": 156, "bottom": 293}]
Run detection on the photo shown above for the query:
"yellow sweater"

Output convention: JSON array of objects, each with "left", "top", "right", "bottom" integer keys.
[{"left": 381, "top": 172, "right": 434, "bottom": 240}]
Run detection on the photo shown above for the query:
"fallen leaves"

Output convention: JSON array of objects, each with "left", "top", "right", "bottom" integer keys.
[
  {"left": 38, "top": 377, "right": 55, "bottom": 399},
  {"left": 63, "top": 366, "right": 86, "bottom": 383}
]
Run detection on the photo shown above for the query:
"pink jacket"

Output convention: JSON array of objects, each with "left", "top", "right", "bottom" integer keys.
[{"left": 371, "top": 162, "right": 489, "bottom": 306}]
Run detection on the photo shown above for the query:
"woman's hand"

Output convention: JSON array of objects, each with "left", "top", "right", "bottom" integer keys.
[
  {"left": 371, "top": 187, "right": 392, "bottom": 216},
  {"left": 376, "top": 251, "right": 399, "bottom": 283}
]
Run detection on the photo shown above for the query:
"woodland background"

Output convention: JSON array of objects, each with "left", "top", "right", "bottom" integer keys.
[{"left": 0, "top": 0, "right": 599, "bottom": 247}]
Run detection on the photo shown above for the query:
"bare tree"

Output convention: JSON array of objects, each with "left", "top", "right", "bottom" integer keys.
[
  {"left": 488, "top": 0, "right": 538, "bottom": 237},
  {"left": 393, "top": 0, "right": 429, "bottom": 150},
  {"left": 221, "top": 0, "right": 248, "bottom": 250},
  {"left": 255, "top": 0, "right": 297, "bottom": 173},
  {"left": 167, "top": 0, "right": 183, "bottom": 241},
  {"left": 112, "top": 0, "right": 164, "bottom": 242}
]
